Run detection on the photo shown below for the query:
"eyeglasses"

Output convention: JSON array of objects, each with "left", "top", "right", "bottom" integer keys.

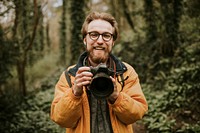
[{"left": 87, "top": 32, "right": 113, "bottom": 42}]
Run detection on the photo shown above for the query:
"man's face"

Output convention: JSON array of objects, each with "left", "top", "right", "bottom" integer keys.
[{"left": 84, "top": 19, "right": 114, "bottom": 65}]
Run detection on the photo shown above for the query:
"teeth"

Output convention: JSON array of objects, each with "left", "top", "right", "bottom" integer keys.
[{"left": 94, "top": 47, "right": 104, "bottom": 50}]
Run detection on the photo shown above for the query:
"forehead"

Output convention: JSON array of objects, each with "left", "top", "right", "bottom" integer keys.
[{"left": 87, "top": 19, "right": 113, "bottom": 33}]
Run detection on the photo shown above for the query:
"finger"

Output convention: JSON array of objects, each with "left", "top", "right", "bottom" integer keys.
[
  {"left": 110, "top": 76, "right": 116, "bottom": 83},
  {"left": 80, "top": 81, "right": 91, "bottom": 86},
  {"left": 76, "top": 67, "right": 93, "bottom": 79},
  {"left": 76, "top": 76, "right": 92, "bottom": 83},
  {"left": 75, "top": 75, "right": 92, "bottom": 87},
  {"left": 77, "top": 66, "right": 91, "bottom": 74},
  {"left": 75, "top": 72, "right": 93, "bottom": 84},
  {"left": 81, "top": 71, "right": 93, "bottom": 77},
  {"left": 110, "top": 76, "right": 117, "bottom": 88},
  {"left": 75, "top": 80, "right": 91, "bottom": 89}
]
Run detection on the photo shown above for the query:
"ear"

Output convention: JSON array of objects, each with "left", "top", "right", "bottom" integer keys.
[
  {"left": 83, "top": 38, "right": 87, "bottom": 49},
  {"left": 83, "top": 38, "right": 86, "bottom": 45},
  {"left": 112, "top": 41, "right": 115, "bottom": 47}
]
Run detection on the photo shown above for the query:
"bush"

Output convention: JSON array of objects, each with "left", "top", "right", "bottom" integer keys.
[
  {"left": 0, "top": 70, "right": 65, "bottom": 133},
  {"left": 142, "top": 43, "right": 200, "bottom": 132}
]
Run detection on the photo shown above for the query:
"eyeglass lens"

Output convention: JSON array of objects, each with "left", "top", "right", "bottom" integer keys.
[{"left": 88, "top": 32, "right": 112, "bottom": 41}]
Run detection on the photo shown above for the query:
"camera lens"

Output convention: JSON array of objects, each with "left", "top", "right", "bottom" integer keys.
[{"left": 90, "top": 73, "right": 114, "bottom": 99}]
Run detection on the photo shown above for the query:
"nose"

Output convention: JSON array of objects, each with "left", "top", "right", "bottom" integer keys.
[{"left": 96, "top": 35, "right": 104, "bottom": 43}]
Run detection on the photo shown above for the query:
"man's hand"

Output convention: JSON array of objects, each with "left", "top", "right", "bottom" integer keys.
[
  {"left": 108, "top": 76, "right": 119, "bottom": 104},
  {"left": 73, "top": 67, "right": 93, "bottom": 96}
]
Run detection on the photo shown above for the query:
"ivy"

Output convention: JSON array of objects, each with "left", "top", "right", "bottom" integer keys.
[
  {"left": 0, "top": 71, "right": 65, "bottom": 133},
  {"left": 142, "top": 43, "right": 200, "bottom": 132}
]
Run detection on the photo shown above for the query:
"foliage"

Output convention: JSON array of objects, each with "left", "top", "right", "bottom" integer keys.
[
  {"left": 141, "top": 43, "right": 200, "bottom": 132},
  {"left": 0, "top": 69, "right": 65, "bottom": 133},
  {"left": 0, "top": 25, "right": 16, "bottom": 85},
  {"left": 26, "top": 53, "right": 59, "bottom": 90},
  {"left": 0, "top": 0, "right": 51, "bottom": 96},
  {"left": 1, "top": 0, "right": 200, "bottom": 132},
  {"left": 112, "top": 0, "right": 200, "bottom": 132}
]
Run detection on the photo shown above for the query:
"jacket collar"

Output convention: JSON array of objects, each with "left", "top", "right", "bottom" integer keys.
[{"left": 68, "top": 51, "right": 127, "bottom": 76}]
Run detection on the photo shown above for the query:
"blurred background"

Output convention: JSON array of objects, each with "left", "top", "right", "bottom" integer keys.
[{"left": 0, "top": 0, "right": 199, "bottom": 132}]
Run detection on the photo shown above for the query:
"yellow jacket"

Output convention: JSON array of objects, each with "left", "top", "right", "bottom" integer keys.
[{"left": 51, "top": 52, "right": 148, "bottom": 133}]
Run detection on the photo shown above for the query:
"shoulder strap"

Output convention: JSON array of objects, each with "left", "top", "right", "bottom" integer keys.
[
  {"left": 65, "top": 70, "right": 72, "bottom": 87},
  {"left": 117, "top": 73, "right": 129, "bottom": 91}
]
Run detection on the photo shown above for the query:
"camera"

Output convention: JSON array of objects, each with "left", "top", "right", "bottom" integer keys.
[{"left": 89, "top": 63, "right": 115, "bottom": 99}]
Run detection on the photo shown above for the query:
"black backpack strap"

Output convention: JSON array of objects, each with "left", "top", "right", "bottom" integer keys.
[
  {"left": 117, "top": 73, "right": 129, "bottom": 91},
  {"left": 65, "top": 70, "right": 72, "bottom": 87}
]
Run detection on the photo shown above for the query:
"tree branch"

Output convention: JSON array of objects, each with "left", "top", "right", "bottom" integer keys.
[
  {"left": 121, "top": 0, "right": 137, "bottom": 32},
  {"left": 25, "top": 0, "right": 40, "bottom": 52},
  {"left": 0, "top": 5, "right": 15, "bottom": 16}
]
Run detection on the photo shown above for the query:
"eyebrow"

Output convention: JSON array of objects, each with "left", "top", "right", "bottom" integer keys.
[{"left": 88, "top": 31, "right": 113, "bottom": 34}]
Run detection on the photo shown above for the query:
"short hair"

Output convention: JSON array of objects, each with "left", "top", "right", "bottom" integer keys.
[{"left": 81, "top": 12, "right": 119, "bottom": 41}]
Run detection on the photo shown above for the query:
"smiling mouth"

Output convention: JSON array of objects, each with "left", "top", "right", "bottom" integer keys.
[{"left": 94, "top": 46, "right": 105, "bottom": 50}]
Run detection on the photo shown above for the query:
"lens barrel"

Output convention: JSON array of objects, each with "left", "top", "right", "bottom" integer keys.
[{"left": 89, "top": 72, "right": 114, "bottom": 99}]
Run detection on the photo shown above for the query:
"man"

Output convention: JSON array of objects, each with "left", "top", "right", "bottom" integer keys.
[{"left": 51, "top": 11, "right": 148, "bottom": 133}]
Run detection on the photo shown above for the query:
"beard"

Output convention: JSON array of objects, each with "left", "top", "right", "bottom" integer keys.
[{"left": 87, "top": 48, "right": 110, "bottom": 65}]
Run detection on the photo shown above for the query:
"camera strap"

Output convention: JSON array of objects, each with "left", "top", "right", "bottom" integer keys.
[
  {"left": 117, "top": 74, "right": 129, "bottom": 91},
  {"left": 65, "top": 70, "right": 72, "bottom": 88},
  {"left": 117, "top": 74, "right": 125, "bottom": 90}
]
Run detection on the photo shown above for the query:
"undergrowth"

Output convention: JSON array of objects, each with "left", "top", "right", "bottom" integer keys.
[
  {"left": 141, "top": 43, "right": 200, "bottom": 132},
  {"left": 0, "top": 68, "right": 65, "bottom": 133}
]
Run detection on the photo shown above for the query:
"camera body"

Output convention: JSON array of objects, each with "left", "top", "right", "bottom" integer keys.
[{"left": 89, "top": 63, "right": 115, "bottom": 99}]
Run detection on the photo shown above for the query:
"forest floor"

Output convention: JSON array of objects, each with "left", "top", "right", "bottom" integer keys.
[{"left": 133, "top": 123, "right": 147, "bottom": 133}]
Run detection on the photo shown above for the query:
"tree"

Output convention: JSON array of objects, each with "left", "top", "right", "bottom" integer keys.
[
  {"left": 70, "top": 0, "right": 85, "bottom": 64},
  {"left": 12, "top": 0, "right": 40, "bottom": 96},
  {"left": 0, "top": 25, "right": 15, "bottom": 93},
  {"left": 120, "top": 0, "right": 137, "bottom": 33},
  {"left": 59, "top": 0, "right": 68, "bottom": 66},
  {"left": 159, "top": 0, "right": 183, "bottom": 57}
]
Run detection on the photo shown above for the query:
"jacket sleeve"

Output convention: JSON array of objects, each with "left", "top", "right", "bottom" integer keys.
[
  {"left": 50, "top": 71, "right": 83, "bottom": 128},
  {"left": 109, "top": 63, "right": 148, "bottom": 125}
]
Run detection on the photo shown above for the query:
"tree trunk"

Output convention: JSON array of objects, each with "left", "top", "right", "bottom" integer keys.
[
  {"left": 59, "top": 0, "right": 67, "bottom": 66},
  {"left": 159, "top": 0, "right": 182, "bottom": 57},
  {"left": 70, "top": 0, "right": 85, "bottom": 65},
  {"left": 13, "top": 0, "right": 39, "bottom": 96},
  {"left": 17, "top": 56, "right": 26, "bottom": 96}
]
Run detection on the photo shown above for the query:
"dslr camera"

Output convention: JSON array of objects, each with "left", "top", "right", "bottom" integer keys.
[{"left": 89, "top": 63, "right": 115, "bottom": 99}]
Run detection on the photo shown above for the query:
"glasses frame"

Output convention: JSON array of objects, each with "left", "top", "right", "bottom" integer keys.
[{"left": 87, "top": 31, "right": 113, "bottom": 42}]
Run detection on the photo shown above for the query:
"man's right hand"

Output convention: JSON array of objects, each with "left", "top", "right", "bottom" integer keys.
[{"left": 73, "top": 67, "right": 93, "bottom": 96}]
